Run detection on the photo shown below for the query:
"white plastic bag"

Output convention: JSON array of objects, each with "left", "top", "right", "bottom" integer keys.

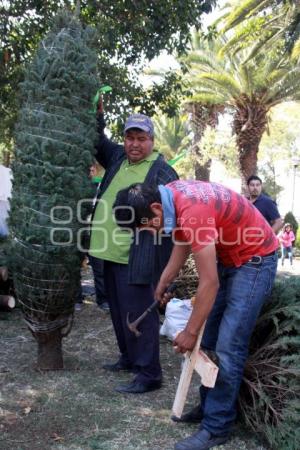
[{"left": 160, "top": 298, "right": 192, "bottom": 341}]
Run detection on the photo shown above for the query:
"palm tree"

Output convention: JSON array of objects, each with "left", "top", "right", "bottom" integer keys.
[
  {"left": 153, "top": 114, "right": 191, "bottom": 160},
  {"left": 181, "top": 34, "right": 225, "bottom": 180},
  {"left": 221, "top": 0, "right": 300, "bottom": 60},
  {"left": 153, "top": 114, "right": 194, "bottom": 178},
  {"left": 185, "top": 33, "right": 300, "bottom": 189}
]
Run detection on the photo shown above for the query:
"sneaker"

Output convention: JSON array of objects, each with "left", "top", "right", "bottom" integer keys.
[{"left": 75, "top": 303, "right": 83, "bottom": 311}]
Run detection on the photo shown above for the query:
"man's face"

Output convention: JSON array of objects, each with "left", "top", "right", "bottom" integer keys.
[
  {"left": 248, "top": 180, "right": 262, "bottom": 198},
  {"left": 124, "top": 129, "right": 154, "bottom": 163}
]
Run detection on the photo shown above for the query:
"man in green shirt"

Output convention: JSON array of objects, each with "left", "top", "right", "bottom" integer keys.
[{"left": 89, "top": 109, "right": 178, "bottom": 394}]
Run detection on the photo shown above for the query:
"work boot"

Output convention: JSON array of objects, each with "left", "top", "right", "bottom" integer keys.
[
  {"left": 171, "top": 403, "right": 203, "bottom": 423},
  {"left": 174, "top": 428, "right": 228, "bottom": 450}
]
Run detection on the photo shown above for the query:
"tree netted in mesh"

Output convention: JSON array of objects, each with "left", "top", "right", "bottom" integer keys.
[
  {"left": 239, "top": 277, "right": 300, "bottom": 450},
  {"left": 9, "top": 12, "right": 99, "bottom": 369}
]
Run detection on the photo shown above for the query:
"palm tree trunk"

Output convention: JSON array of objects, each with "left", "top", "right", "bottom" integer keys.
[
  {"left": 233, "top": 99, "right": 268, "bottom": 192},
  {"left": 188, "top": 103, "right": 220, "bottom": 181},
  {"left": 238, "top": 142, "right": 261, "bottom": 193},
  {"left": 195, "top": 159, "right": 211, "bottom": 181}
]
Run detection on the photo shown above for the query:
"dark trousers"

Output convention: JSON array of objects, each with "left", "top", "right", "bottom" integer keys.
[
  {"left": 104, "top": 260, "right": 162, "bottom": 383},
  {"left": 89, "top": 255, "right": 108, "bottom": 306}
]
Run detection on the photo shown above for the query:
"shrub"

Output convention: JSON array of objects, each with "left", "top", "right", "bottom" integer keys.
[
  {"left": 239, "top": 277, "right": 300, "bottom": 450},
  {"left": 295, "top": 226, "right": 300, "bottom": 250}
]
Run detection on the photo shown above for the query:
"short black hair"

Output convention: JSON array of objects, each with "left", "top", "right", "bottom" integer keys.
[
  {"left": 247, "top": 175, "right": 262, "bottom": 185},
  {"left": 113, "top": 183, "right": 161, "bottom": 230}
]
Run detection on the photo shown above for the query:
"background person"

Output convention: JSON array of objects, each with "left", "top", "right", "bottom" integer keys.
[
  {"left": 88, "top": 103, "right": 178, "bottom": 394},
  {"left": 75, "top": 162, "right": 109, "bottom": 312},
  {"left": 113, "top": 180, "right": 278, "bottom": 450},
  {"left": 278, "top": 223, "right": 295, "bottom": 267},
  {"left": 247, "top": 175, "right": 283, "bottom": 233},
  {"left": 0, "top": 164, "right": 12, "bottom": 237}
]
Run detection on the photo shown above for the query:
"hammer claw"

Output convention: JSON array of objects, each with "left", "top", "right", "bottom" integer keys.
[{"left": 126, "top": 312, "right": 142, "bottom": 337}]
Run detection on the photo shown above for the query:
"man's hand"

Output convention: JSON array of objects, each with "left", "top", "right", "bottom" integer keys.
[
  {"left": 155, "top": 281, "right": 176, "bottom": 307},
  {"left": 271, "top": 217, "right": 283, "bottom": 235},
  {"left": 173, "top": 329, "right": 198, "bottom": 354}
]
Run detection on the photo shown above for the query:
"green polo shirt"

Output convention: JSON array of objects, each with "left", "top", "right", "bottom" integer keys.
[{"left": 89, "top": 151, "right": 159, "bottom": 263}]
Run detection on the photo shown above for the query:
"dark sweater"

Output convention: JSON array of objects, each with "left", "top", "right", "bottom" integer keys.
[
  {"left": 253, "top": 193, "right": 281, "bottom": 225},
  {"left": 93, "top": 114, "right": 179, "bottom": 284}
]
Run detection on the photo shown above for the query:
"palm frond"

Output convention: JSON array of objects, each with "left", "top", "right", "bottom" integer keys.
[
  {"left": 291, "top": 37, "right": 300, "bottom": 59},
  {"left": 184, "top": 53, "right": 223, "bottom": 73},
  {"left": 198, "top": 72, "right": 242, "bottom": 98},
  {"left": 241, "top": 28, "right": 281, "bottom": 63},
  {"left": 263, "top": 66, "right": 300, "bottom": 104},
  {"left": 223, "top": 0, "right": 271, "bottom": 32},
  {"left": 187, "top": 91, "right": 227, "bottom": 105}
]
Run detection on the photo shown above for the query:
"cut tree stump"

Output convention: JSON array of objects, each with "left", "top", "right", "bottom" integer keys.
[
  {"left": 172, "top": 323, "right": 219, "bottom": 419},
  {"left": 0, "top": 295, "right": 16, "bottom": 311},
  {"left": 35, "top": 329, "right": 64, "bottom": 370}
]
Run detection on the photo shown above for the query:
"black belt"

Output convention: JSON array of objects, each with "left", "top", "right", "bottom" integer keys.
[
  {"left": 248, "top": 251, "right": 276, "bottom": 265},
  {"left": 262, "top": 250, "right": 276, "bottom": 257}
]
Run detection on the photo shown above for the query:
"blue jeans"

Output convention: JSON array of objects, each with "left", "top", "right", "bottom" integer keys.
[
  {"left": 200, "top": 253, "right": 277, "bottom": 436},
  {"left": 281, "top": 246, "right": 293, "bottom": 266}
]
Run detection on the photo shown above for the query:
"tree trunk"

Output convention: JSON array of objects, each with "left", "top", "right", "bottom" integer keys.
[
  {"left": 35, "top": 329, "right": 63, "bottom": 370},
  {"left": 233, "top": 97, "right": 268, "bottom": 192},
  {"left": 195, "top": 158, "right": 211, "bottom": 181},
  {"left": 187, "top": 103, "right": 221, "bottom": 181},
  {"left": 239, "top": 142, "right": 260, "bottom": 193}
]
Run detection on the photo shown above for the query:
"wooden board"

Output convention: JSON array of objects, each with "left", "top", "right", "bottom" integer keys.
[{"left": 171, "top": 324, "right": 219, "bottom": 419}]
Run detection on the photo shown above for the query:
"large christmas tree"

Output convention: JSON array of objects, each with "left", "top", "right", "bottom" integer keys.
[{"left": 9, "top": 12, "right": 99, "bottom": 369}]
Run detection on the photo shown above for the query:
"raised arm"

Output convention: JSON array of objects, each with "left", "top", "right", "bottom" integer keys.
[{"left": 94, "top": 99, "right": 124, "bottom": 169}]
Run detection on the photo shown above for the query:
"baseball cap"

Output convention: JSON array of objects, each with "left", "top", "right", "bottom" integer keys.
[{"left": 124, "top": 113, "right": 154, "bottom": 137}]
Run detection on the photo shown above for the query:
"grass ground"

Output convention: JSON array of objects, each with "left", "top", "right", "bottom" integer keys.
[
  {"left": 4, "top": 256, "right": 298, "bottom": 450},
  {"left": 1, "top": 297, "right": 268, "bottom": 450}
]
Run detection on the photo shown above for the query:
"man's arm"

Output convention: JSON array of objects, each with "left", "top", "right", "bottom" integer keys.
[
  {"left": 94, "top": 103, "right": 124, "bottom": 169},
  {"left": 265, "top": 198, "right": 283, "bottom": 234},
  {"left": 270, "top": 217, "right": 283, "bottom": 234},
  {"left": 173, "top": 243, "right": 219, "bottom": 353},
  {"left": 154, "top": 243, "right": 191, "bottom": 300}
]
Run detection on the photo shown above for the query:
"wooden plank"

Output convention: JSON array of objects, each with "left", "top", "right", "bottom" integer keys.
[
  {"left": 194, "top": 350, "right": 218, "bottom": 388},
  {"left": 171, "top": 324, "right": 205, "bottom": 419},
  {"left": 171, "top": 323, "right": 219, "bottom": 419}
]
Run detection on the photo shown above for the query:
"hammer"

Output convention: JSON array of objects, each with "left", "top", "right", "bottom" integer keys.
[{"left": 127, "top": 283, "right": 177, "bottom": 337}]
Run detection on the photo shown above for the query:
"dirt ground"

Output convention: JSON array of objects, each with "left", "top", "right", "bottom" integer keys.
[{"left": 1, "top": 260, "right": 299, "bottom": 450}]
